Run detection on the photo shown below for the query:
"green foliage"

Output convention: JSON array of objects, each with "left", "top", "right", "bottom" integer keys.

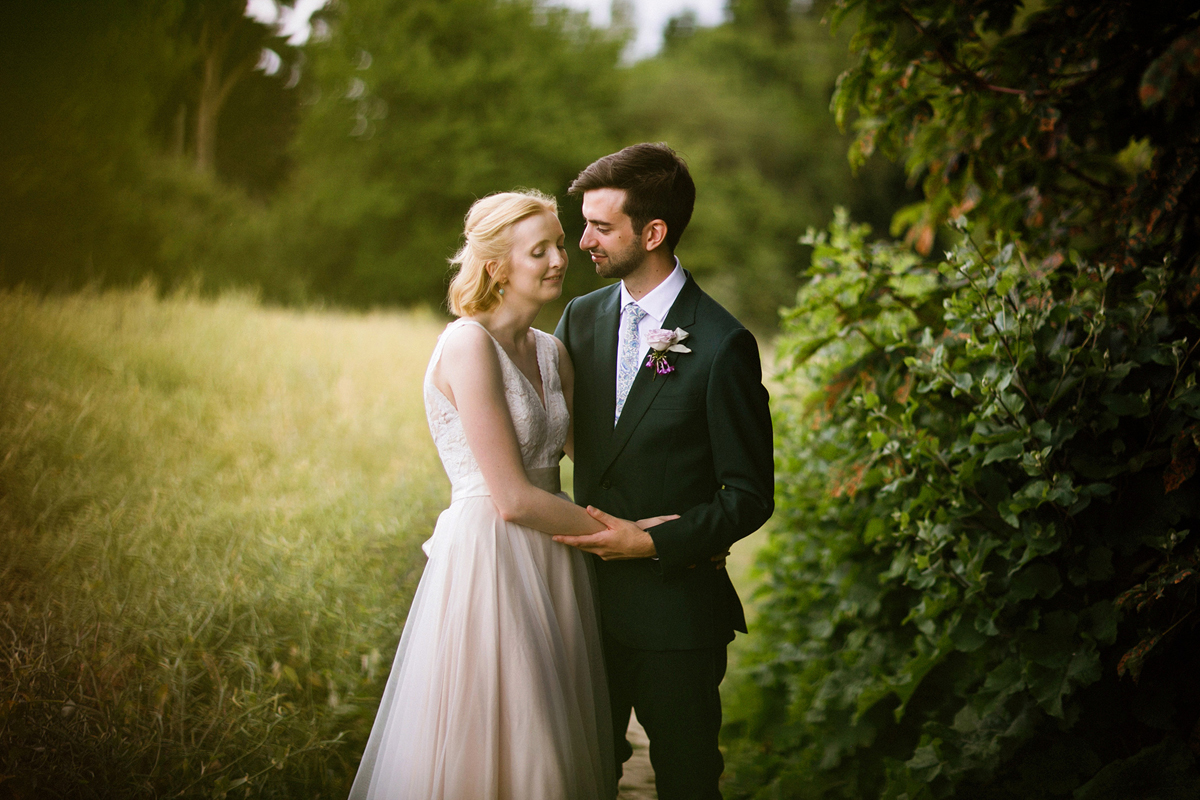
[
  {"left": 0, "top": 289, "right": 447, "bottom": 797},
  {"left": 0, "top": 0, "right": 297, "bottom": 295},
  {"left": 828, "top": 0, "right": 1200, "bottom": 279},
  {"left": 725, "top": 1, "right": 1200, "bottom": 797},
  {"left": 2, "top": 0, "right": 913, "bottom": 331},
  {"left": 280, "top": 0, "right": 624, "bottom": 307},
  {"left": 0, "top": 0, "right": 183, "bottom": 284},
  {"left": 618, "top": 0, "right": 912, "bottom": 329},
  {"left": 728, "top": 210, "right": 1200, "bottom": 799}
]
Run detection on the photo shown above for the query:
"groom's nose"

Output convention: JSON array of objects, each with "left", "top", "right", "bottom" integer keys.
[{"left": 579, "top": 226, "right": 596, "bottom": 251}]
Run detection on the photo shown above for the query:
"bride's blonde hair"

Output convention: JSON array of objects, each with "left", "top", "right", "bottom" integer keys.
[{"left": 447, "top": 190, "right": 558, "bottom": 317}]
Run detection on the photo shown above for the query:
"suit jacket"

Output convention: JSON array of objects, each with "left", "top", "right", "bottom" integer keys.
[{"left": 555, "top": 272, "right": 774, "bottom": 651}]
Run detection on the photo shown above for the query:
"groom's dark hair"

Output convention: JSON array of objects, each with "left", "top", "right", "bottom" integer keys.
[{"left": 568, "top": 142, "right": 695, "bottom": 253}]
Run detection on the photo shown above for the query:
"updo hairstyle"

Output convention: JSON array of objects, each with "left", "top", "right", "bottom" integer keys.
[{"left": 447, "top": 190, "right": 558, "bottom": 317}]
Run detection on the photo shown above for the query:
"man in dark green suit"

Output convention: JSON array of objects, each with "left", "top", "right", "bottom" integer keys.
[{"left": 553, "top": 143, "right": 774, "bottom": 799}]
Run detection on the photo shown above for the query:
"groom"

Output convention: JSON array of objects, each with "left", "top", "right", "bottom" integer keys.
[{"left": 554, "top": 143, "right": 774, "bottom": 799}]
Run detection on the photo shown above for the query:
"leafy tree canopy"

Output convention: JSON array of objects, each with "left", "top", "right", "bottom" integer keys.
[{"left": 278, "top": 0, "right": 625, "bottom": 307}]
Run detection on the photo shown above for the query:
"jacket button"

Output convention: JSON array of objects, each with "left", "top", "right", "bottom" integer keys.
[{"left": 600, "top": 479, "right": 612, "bottom": 489}]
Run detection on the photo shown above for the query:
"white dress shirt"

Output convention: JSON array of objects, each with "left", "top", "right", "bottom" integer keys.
[{"left": 616, "top": 259, "right": 687, "bottom": 398}]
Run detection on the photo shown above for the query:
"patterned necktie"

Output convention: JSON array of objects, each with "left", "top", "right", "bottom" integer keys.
[{"left": 615, "top": 301, "right": 647, "bottom": 424}]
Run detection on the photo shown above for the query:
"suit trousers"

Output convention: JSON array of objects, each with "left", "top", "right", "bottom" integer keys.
[{"left": 604, "top": 631, "right": 728, "bottom": 800}]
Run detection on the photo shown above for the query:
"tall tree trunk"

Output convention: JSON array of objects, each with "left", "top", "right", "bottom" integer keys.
[{"left": 194, "top": 21, "right": 253, "bottom": 174}]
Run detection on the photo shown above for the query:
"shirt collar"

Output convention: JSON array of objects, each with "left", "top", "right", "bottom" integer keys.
[{"left": 620, "top": 258, "right": 686, "bottom": 324}]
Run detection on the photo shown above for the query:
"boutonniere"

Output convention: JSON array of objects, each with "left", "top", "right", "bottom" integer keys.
[{"left": 644, "top": 328, "right": 691, "bottom": 378}]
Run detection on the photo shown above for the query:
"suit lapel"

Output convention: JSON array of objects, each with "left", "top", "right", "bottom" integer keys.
[
  {"left": 602, "top": 274, "right": 701, "bottom": 473},
  {"left": 593, "top": 284, "right": 621, "bottom": 430}
]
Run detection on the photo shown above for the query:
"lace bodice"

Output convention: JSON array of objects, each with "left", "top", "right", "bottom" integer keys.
[{"left": 423, "top": 319, "right": 569, "bottom": 491}]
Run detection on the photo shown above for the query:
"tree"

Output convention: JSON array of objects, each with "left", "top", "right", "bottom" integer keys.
[
  {"left": 0, "top": 0, "right": 302, "bottom": 292},
  {"left": 0, "top": 0, "right": 183, "bottom": 286},
  {"left": 178, "top": 0, "right": 293, "bottom": 174},
  {"left": 277, "top": 0, "right": 625, "bottom": 308},
  {"left": 724, "top": 2, "right": 1200, "bottom": 798}
]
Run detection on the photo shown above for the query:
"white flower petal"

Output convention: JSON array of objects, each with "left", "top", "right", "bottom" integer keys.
[{"left": 668, "top": 344, "right": 691, "bottom": 353}]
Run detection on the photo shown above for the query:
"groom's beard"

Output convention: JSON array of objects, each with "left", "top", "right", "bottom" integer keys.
[{"left": 591, "top": 242, "right": 647, "bottom": 281}]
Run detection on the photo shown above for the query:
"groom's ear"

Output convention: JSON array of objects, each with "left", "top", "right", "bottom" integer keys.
[{"left": 642, "top": 219, "right": 669, "bottom": 252}]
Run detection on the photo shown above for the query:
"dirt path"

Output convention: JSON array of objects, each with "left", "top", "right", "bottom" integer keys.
[{"left": 616, "top": 712, "right": 657, "bottom": 799}]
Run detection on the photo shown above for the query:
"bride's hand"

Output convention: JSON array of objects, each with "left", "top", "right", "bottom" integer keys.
[{"left": 635, "top": 514, "right": 680, "bottom": 530}]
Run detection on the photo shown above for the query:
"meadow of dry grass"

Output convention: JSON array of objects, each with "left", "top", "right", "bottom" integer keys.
[{"left": 0, "top": 287, "right": 448, "bottom": 797}]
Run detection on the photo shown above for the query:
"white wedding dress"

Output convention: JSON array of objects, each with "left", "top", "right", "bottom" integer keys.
[{"left": 349, "top": 319, "right": 615, "bottom": 800}]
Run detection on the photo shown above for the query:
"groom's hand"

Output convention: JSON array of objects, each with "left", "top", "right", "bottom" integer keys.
[{"left": 552, "top": 506, "right": 658, "bottom": 560}]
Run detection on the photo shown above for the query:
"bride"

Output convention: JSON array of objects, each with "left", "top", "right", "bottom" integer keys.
[{"left": 349, "top": 190, "right": 645, "bottom": 799}]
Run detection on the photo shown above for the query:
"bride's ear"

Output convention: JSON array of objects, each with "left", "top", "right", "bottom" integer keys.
[{"left": 485, "top": 261, "right": 506, "bottom": 286}]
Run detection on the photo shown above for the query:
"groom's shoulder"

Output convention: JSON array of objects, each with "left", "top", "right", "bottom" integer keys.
[
  {"left": 565, "top": 283, "right": 618, "bottom": 316},
  {"left": 691, "top": 279, "right": 748, "bottom": 338}
]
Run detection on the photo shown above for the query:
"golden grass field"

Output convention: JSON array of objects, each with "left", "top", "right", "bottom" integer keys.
[{"left": 0, "top": 287, "right": 774, "bottom": 798}]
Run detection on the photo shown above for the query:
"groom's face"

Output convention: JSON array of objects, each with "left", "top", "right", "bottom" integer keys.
[{"left": 580, "top": 188, "right": 646, "bottom": 281}]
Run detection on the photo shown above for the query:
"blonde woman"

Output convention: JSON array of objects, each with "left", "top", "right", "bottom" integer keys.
[{"left": 349, "top": 191, "right": 652, "bottom": 799}]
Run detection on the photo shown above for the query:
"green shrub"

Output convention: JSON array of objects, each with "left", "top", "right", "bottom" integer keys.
[
  {"left": 722, "top": 211, "right": 1199, "bottom": 799},
  {"left": 723, "top": 2, "right": 1200, "bottom": 795}
]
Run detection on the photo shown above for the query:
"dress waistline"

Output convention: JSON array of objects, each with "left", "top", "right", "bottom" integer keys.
[{"left": 450, "top": 467, "right": 560, "bottom": 503}]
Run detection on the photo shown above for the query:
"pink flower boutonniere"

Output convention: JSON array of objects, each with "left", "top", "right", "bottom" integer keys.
[{"left": 644, "top": 328, "right": 691, "bottom": 378}]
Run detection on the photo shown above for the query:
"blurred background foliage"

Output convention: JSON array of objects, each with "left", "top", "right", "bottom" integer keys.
[{"left": 0, "top": 0, "right": 907, "bottom": 332}]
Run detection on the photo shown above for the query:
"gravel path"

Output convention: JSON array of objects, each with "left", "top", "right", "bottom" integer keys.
[{"left": 616, "top": 712, "right": 657, "bottom": 800}]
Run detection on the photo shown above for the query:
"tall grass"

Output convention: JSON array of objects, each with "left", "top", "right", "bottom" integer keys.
[{"left": 0, "top": 286, "right": 448, "bottom": 798}]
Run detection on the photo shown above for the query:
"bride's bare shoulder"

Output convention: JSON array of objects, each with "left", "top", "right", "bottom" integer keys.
[{"left": 436, "top": 321, "right": 501, "bottom": 374}]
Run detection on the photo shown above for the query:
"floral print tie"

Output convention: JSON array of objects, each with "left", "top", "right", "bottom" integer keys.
[{"left": 615, "top": 302, "right": 647, "bottom": 424}]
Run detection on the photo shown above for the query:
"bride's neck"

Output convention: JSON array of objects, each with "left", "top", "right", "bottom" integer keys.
[{"left": 473, "top": 303, "right": 539, "bottom": 349}]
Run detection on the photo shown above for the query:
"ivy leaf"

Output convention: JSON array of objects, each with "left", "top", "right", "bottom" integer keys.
[
  {"left": 951, "top": 614, "right": 988, "bottom": 652},
  {"left": 1101, "top": 392, "right": 1150, "bottom": 417},
  {"left": 1083, "top": 600, "right": 1119, "bottom": 645},
  {"left": 983, "top": 439, "right": 1025, "bottom": 464},
  {"left": 905, "top": 742, "right": 944, "bottom": 781},
  {"left": 889, "top": 637, "right": 951, "bottom": 722},
  {"left": 1008, "top": 562, "right": 1062, "bottom": 601}
]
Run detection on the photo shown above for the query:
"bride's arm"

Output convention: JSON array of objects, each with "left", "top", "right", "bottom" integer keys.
[
  {"left": 555, "top": 337, "right": 575, "bottom": 461},
  {"left": 435, "top": 324, "right": 603, "bottom": 537}
]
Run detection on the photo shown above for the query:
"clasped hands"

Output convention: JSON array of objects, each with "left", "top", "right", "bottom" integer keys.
[{"left": 552, "top": 507, "right": 729, "bottom": 570}]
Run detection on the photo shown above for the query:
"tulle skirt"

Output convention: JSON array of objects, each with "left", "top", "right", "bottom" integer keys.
[{"left": 348, "top": 494, "right": 615, "bottom": 800}]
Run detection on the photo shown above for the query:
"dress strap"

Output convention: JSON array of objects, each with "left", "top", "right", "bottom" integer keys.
[
  {"left": 534, "top": 328, "right": 560, "bottom": 374},
  {"left": 426, "top": 318, "right": 492, "bottom": 378}
]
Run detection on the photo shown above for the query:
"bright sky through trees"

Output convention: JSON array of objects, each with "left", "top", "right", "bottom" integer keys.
[
  {"left": 552, "top": 0, "right": 727, "bottom": 58},
  {"left": 246, "top": 0, "right": 727, "bottom": 58},
  {"left": 246, "top": 0, "right": 329, "bottom": 44}
]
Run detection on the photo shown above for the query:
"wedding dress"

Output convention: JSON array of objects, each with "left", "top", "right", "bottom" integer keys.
[{"left": 348, "top": 318, "right": 615, "bottom": 800}]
